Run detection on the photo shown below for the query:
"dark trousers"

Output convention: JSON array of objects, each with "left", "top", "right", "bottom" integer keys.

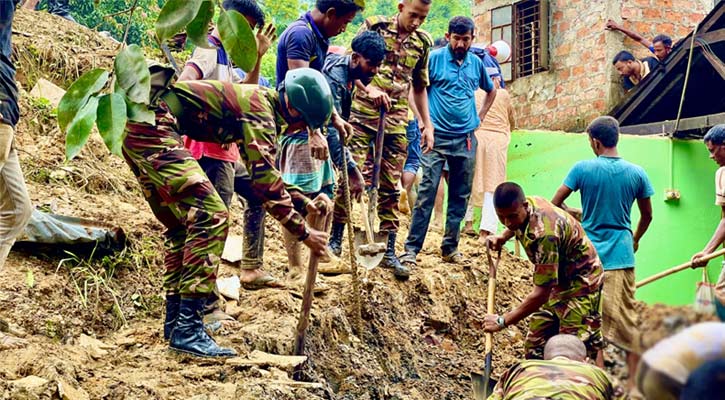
[
  {"left": 198, "top": 156, "right": 235, "bottom": 208},
  {"left": 233, "top": 162, "right": 266, "bottom": 270},
  {"left": 404, "top": 131, "right": 477, "bottom": 256}
]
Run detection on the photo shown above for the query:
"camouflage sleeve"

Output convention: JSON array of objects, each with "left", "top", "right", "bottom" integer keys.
[
  {"left": 413, "top": 30, "right": 433, "bottom": 88},
  {"left": 530, "top": 236, "right": 560, "bottom": 287},
  {"left": 237, "top": 93, "right": 308, "bottom": 238}
]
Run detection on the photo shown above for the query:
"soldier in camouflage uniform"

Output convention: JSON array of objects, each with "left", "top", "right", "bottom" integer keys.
[
  {"left": 122, "top": 68, "right": 331, "bottom": 358},
  {"left": 322, "top": 31, "right": 387, "bottom": 257},
  {"left": 484, "top": 183, "right": 604, "bottom": 361},
  {"left": 346, "top": 0, "right": 435, "bottom": 279},
  {"left": 490, "top": 334, "right": 619, "bottom": 400}
]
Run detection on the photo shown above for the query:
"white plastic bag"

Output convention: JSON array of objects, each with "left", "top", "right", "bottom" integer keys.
[{"left": 694, "top": 268, "right": 716, "bottom": 315}]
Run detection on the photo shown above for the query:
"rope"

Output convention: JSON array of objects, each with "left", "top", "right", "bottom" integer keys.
[{"left": 673, "top": 22, "right": 700, "bottom": 135}]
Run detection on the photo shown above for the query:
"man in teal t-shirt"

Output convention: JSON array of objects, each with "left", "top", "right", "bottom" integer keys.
[{"left": 551, "top": 115, "right": 654, "bottom": 393}]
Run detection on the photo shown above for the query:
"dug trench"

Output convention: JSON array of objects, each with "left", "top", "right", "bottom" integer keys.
[{"left": 0, "top": 9, "right": 717, "bottom": 400}]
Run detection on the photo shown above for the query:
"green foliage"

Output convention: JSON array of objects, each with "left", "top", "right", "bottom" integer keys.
[
  {"left": 186, "top": 0, "right": 216, "bottom": 49},
  {"left": 68, "top": 0, "right": 163, "bottom": 46},
  {"left": 331, "top": 0, "right": 473, "bottom": 46},
  {"left": 65, "top": 96, "right": 100, "bottom": 160},
  {"left": 96, "top": 93, "right": 127, "bottom": 156},
  {"left": 113, "top": 44, "right": 151, "bottom": 104},
  {"left": 58, "top": 69, "right": 109, "bottom": 133},
  {"left": 155, "top": 0, "right": 204, "bottom": 43},
  {"left": 217, "top": 10, "right": 258, "bottom": 72}
]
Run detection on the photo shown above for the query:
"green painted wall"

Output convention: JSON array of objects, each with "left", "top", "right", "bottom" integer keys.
[{"left": 500, "top": 130, "right": 720, "bottom": 305}]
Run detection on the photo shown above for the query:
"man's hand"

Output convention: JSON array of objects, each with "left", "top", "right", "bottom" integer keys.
[
  {"left": 605, "top": 19, "right": 619, "bottom": 31},
  {"left": 303, "top": 228, "right": 329, "bottom": 256},
  {"left": 309, "top": 129, "right": 329, "bottom": 161},
  {"left": 256, "top": 23, "right": 276, "bottom": 57},
  {"left": 312, "top": 193, "right": 333, "bottom": 214},
  {"left": 691, "top": 251, "right": 709, "bottom": 268},
  {"left": 633, "top": 240, "right": 639, "bottom": 253},
  {"left": 486, "top": 235, "right": 508, "bottom": 252},
  {"left": 565, "top": 206, "right": 583, "bottom": 222},
  {"left": 420, "top": 125, "right": 434, "bottom": 154},
  {"left": 482, "top": 314, "right": 504, "bottom": 333},
  {"left": 366, "top": 86, "right": 391, "bottom": 111},
  {"left": 348, "top": 166, "right": 364, "bottom": 201},
  {"left": 332, "top": 113, "right": 355, "bottom": 143}
]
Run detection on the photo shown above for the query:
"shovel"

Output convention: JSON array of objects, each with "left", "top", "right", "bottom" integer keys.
[
  {"left": 636, "top": 248, "right": 725, "bottom": 288},
  {"left": 293, "top": 199, "right": 330, "bottom": 380},
  {"left": 471, "top": 245, "right": 502, "bottom": 400},
  {"left": 352, "top": 107, "right": 387, "bottom": 269}
]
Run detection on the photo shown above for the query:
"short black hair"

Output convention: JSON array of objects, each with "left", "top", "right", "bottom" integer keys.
[
  {"left": 317, "top": 0, "right": 363, "bottom": 16},
  {"left": 494, "top": 182, "right": 525, "bottom": 209},
  {"left": 587, "top": 116, "right": 619, "bottom": 148},
  {"left": 653, "top": 34, "right": 672, "bottom": 47},
  {"left": 612, "top": 50, "right": 635, "bottom": 65},
  {"left": 351, "top": 31, "right": 386, "bottom": 65},
  {"left": 704, "top": 124, "right": 725, "bottom": 145},
  {"left": 448, "top": 16, "right": 475, "bottom": 35},
  {"left": 222, "top": 0, "right": 265, "bottom": 27},
  {"left": 434, "top": 37, "right": 447, "bottom": 49}
]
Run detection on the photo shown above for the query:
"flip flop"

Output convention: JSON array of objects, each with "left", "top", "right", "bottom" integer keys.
[{"left": 241, "top": 274, "right": 285, "bottom": 290}]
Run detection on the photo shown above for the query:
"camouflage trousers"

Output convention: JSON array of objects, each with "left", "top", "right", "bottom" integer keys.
[
  {"left": 335, "top": 109, "right": 408, "bottom": 231},
  {"left": 123, "top": 114, "right": 228, "bottom": 297},
  {"left": 525, "top": 290, "right": 604, "bottom": 360}
]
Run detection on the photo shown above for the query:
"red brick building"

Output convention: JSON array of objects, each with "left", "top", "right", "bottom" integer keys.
[{"left": 473, "top": 0, "right": 714, "bottom": 131}]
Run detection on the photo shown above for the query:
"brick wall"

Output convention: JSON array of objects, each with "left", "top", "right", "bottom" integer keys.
[{"left": 473, "top": 0, "right": 713, "bottom": 132}]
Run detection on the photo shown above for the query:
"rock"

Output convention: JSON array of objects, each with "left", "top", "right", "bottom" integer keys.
[
  {"left": 225, "top": 301, "right": 243, "bottom": 319},
  {"left": 217, "top": 275, "right": 241, "bottom": 301},
  {"left": 57, "top": 378, "right": 90, "bottom": 400},
  {"left": 221, "top": 235, "right": 244, "bottom": 263},
  {"left": 9, "top": 375, "right": 52, "bottom": 398},
  {"left": 226, "top": 350, "right": 307, "bottom": 369},
  {"left": 78, "top": 334, "right": 116, "bottom": 359},
  {"left": 29, "top": 78, "right": 66, "bottom": 108}
]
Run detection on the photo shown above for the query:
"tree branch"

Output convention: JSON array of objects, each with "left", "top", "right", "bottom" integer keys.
[{"left": 120, "top": 0, "right": 141, "bottom": 47}]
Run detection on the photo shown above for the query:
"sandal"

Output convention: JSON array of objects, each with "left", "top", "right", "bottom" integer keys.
[{"left": 442, "top": 251, "right": 465, "bottom": 264}]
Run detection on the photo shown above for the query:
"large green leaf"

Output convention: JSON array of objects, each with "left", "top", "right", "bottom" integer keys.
[
  {"left": 58, "top": 69, "right": 108, "bottom": 133},
  {"left": 97, "top": 93, "right": 127, "bottom": 156},
  {"left": 114, "top": 44, "right": 151, "bottom": 105},
  {"left": 217, "top": 10, "right": 258, "bottom": 73},
  {"left": 125, "top": 99, "right": 156, "bottom": 125},
  {"left": 65, "top": 96, "right": 100, "bottom": 160},
  {"left": 186, "top": 0, "right": 215, "bottom": 49},
  {"left": 155, "top": 0, "right": 203, "bottom": 43}
]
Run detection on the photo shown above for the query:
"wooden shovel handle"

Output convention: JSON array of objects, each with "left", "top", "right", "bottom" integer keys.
[{"left": 636, "top": 248, "right": 725, "bottom": 288}]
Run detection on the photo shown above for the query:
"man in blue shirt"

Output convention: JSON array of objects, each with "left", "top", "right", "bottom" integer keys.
[
  {"left": 400, "top": 16, "right": 496, "bottom": 267},
  {"left": 551, "top": 115, "right": 654, "bottom": 392}
]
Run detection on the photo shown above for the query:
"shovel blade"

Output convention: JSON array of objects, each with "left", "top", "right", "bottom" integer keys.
[
  {"left": 470, "top": 371, "right": 497, "bottom": 400},
  {"left": 353, "top": 227, "right": 385, "bottom": 269}
]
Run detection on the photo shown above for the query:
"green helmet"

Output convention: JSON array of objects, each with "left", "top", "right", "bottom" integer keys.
[{"left": 283, "top": 68, "right": 333, "bottom": 130}]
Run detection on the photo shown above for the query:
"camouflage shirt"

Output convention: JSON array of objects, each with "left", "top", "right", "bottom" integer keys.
[
  {"left": 489, "top": 358, "right": 618, "bottom": 400},
  {"left": 351, "top": 15, "right": 432, "bottom": 120},
  {"left": 515, "top": 196, "right": 603, "bottom": 301},
  {"left": 166, "top": 80, "right": 309, "bottom": 237}
]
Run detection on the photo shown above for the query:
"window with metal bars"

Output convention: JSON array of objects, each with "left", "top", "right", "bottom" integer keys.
[{"left": 491, "top": 0, "right": 549, "bottom": 81}]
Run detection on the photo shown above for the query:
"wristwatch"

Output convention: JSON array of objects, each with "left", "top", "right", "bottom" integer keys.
[
  {"left": 496, "top": 315, "right": 506, "bottom": 329},
  {"left": 298, "top": 228, "right": 310, "bottom": 242}
]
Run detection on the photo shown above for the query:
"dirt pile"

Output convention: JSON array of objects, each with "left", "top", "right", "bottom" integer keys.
[{"left": 0, "top": 10, "right": 717, "bottom": 400}]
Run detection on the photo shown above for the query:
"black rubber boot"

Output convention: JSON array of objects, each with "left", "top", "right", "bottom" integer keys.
[
  {"left": 169, "top": 297, "right": 237, "bottom": 357},
  {"left": 163, "top": 294, "right": 181, "bottom": 341},
  {"left": 327, "top": 222, "right": 345, "bottom": 257},
  {"left": 378, "top": 231, "right": 410, "bottom": 280}
]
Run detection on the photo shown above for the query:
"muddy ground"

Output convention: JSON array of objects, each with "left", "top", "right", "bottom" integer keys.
[{"left": 0, "top": 9, "right": 717, "bottom": 400}]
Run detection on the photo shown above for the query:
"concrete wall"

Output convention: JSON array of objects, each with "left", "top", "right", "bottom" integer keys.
[
  {"left": 472, "top": 0, "right": 712, "bottom": 132},
  {"left": 498, "top": 130, "right": 720, "bottom": 306}
]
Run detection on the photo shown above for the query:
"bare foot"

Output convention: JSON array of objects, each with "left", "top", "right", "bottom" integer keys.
[
  {"left": 239, "top": 268, "right": 284, "bottom": 290},
  {"left": 462, "top": 222, "right": 476, "bottom": 237},
  {"left": 478, "top": 231, "right": 491, "bottom": 244}
]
